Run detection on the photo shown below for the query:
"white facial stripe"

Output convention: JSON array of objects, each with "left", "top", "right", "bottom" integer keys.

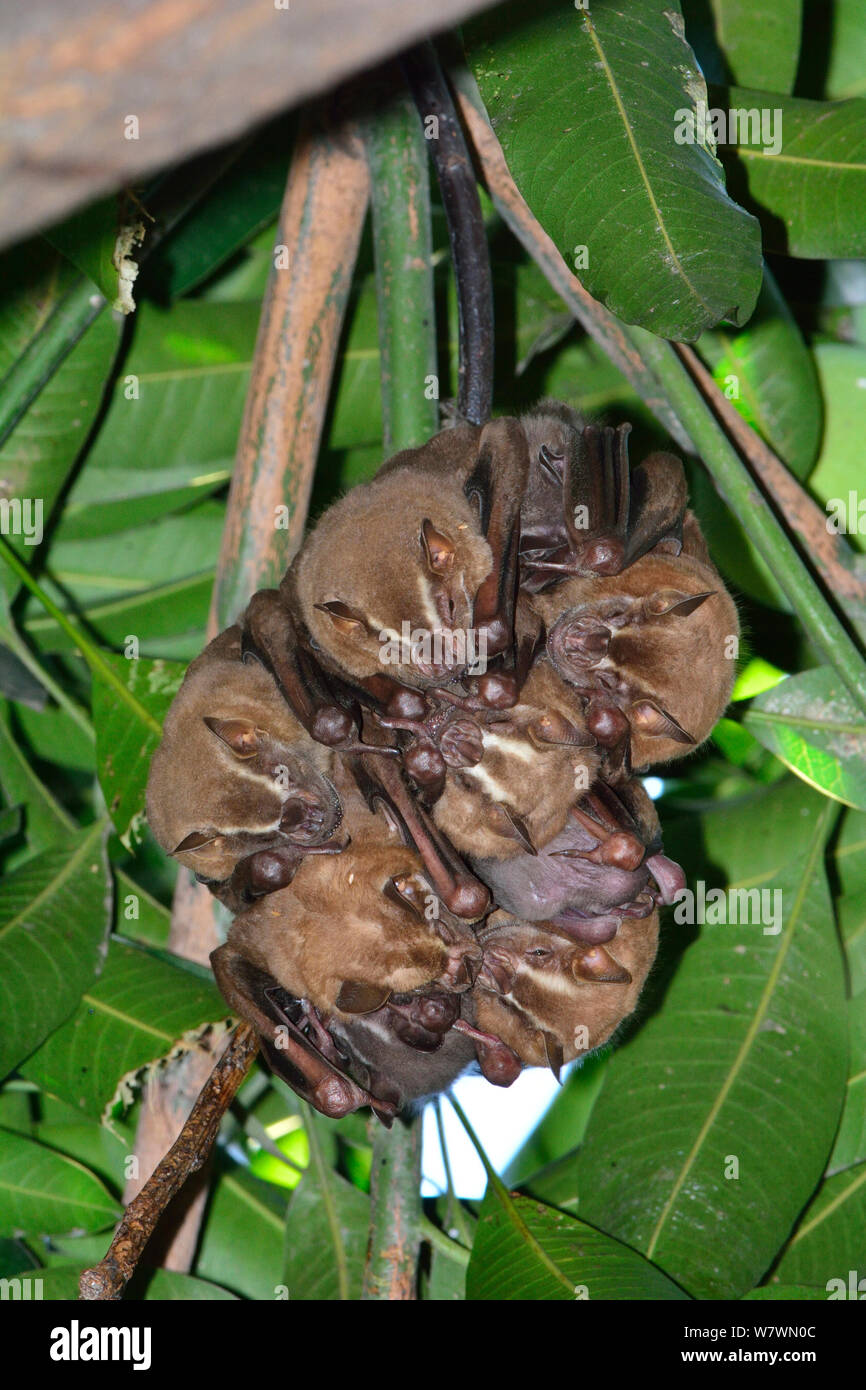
[
  {"left": 416, "top": 570, "right": 441, "bottom": 629},
  {"left": 481, "top": 732, "right": 536, "bottom": 763},
  {"left": 463, "top": 763, "right": 508, "bottom": 802}
]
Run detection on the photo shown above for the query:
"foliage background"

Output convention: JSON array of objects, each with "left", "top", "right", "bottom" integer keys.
[{"left": 0, "top": 0, "right": 865, "bottom": 1300}]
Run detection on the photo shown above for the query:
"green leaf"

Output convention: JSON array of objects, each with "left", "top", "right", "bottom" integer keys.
[
  {"left": 196, "top": 1162, "right": 288, "bottom": 1301},
  {"left": 0, "top": 821, "right": 111, "bottom": 1081},
  {"left": 774, "top": 1160, "right": 866, "bottom": 1286},
  {"left": 9, "top": 1263, "right": 237, "bottom": 1300},
  {"left": 43, "top": 196, "right": 123, "bottom": 306},
  {"left": 54, "top": 301, "right": 260, "bottom": 540},
  {"left": 827, "top": 992, "right": 866, "bottom": 1174},
  {"left": 283, "top": 1122, "right": 369, "bottom": 1301},
  {"left": 808, "top": 343, "right": 866, "bottom": 553},
  {"left": 21, "top": 503, "right": 224, "bottom": 660},
  {"left": 504, "top": 1051, "right": 608, "bottom": 1186},
  {"left": 743, "top": 1284, "right": 831, "bottom": 1300},
  {"left": 467, "top": 0, "right": 762, "bottom": 340},
  {"left": 0, "top": 306, "right": 121, "bottom": 590},
  {"left": 744, "top": 666, "right": 866, "bottom": 810},
  {"left": 21, "top": 940, "right": 227, "bottom": 1118},
  {"left": 91, "top": 652, "right": 185, "bottom": 840},
  {"left": 839, "top": 891, "right": 866, "bottom": 995},
  {"left": 698, "top": 264, "right": 821, "bottom": 479},
  {"left": 0, "top": 698, "right": 75, "bottom": 857},
  {"left": 684, "top": 1, "right": 803, "bottom": 94},
  {"left": 801, "top": 0, "right": 866, "bottom": 101},
  {"left": 719, "top": 86, "right": 866, "bottom": 258},
  {"left": 467, "top": 1192, "right": 690, "bottom": 1300},
  {"left": 0, "top": 1130, "right": 120, "bottom": 1238},
  {"left": 577, "top": 780, "right": 846, "bottom": 1299}
]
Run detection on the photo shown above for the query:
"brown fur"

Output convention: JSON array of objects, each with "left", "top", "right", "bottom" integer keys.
[
  {"left": 471, "top": 910, "right": 659, "bottom": 1068},
  {"left": 432, "top": 662, "right": 599, "bottom": 859},
  {"left": 145, "top": 626, "right": 338, "bottom": 883},
  {"left": 532, "top": 536, "right": 739, "bottom": 769}
]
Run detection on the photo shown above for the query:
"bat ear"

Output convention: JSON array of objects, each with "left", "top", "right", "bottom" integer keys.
[
  {"left": 421, "top": 518, "right": 456, "bottom": 575},
  {"left": 335, "top": 980, "right": 392, "bottom": 1014},
  {"left": 645, "top": 589, "right": 716, "bottom": 618},
  {"left": 383, "top": 873, "right": 429, "bottom": 920},
  {"left": 538, "top": 443, "right": 565, "bottom": 483},
  {"left": 572, "top": 944, "right": 632, "bottom": 984},
  {"left": 173, "top": 829, "right": 221, "bottom": 854},
  {"left": 538, "top": 1030, "right": 564, "bottom": 1083},
  {"left": 203, "top": 716, "right": 262, "bottom": 757},
  {"left": 630, "top": 698, "right": 696, "bottom": 745},
  {"left": 314, "top": 599, "right": 369, "bottom": 636}
]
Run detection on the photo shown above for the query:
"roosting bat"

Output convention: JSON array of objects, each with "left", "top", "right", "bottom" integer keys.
[
  {"left": 465, "top": 908, "right": 660, "bottom": 1077},
  {"left": 519, "top": 410, "right": 687, "bottom": 588},
  {"left": 146, "top": 626, "right": 345, "bottom": 909},
  {"left": 533, "top": 531, "right": 739, "bottom": 773},
  {"left": 285, "top": 416, "right": 529, "bottom": 692},
  {"left": 472, "top": 778, "right": 684, "bottom": 938}
]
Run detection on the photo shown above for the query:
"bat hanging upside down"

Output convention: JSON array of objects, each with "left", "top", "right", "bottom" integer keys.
[{"left": 145, "top": 400, "right": 734, "bottom": 1119}]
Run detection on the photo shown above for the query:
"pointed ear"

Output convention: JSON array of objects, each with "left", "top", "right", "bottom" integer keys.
[
  {"left": 335, "top": 980, "right": 392, "bottom": 1014},
  {"left": 421, "top": 519, "right": 455, "bottom": 575},
  {"left": 314, "top": 600, "right": 369, "bottom": 637},
  {"left": 203, "top": 717, "right": 261, "bottom": 757},
  {"left": 572, "top": 944, "right": 632, "bottom": 984},
  {"left": 383, "top": 873, "right": 428, "bottom": 920},
  {"left": 630, "top": 698, "right": 696, "bottom": 745},
  {"left": 539, "top": 1030, "right": 564, "bottom": 1082},
  {"left": 646, "top": 589, "right": 715, "bottom": 618},
  {"left": 173, "top": 829, "right": 221, "bottom": 854}
]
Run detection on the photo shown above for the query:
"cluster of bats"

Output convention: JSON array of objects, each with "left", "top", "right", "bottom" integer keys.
[{"left": 146, "top": 401, "right": 738, "bottom": 1125}]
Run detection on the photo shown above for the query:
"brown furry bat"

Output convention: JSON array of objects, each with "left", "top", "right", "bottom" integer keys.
[
  {"left": 285, "top": 417, "right": 528, "bottom": 691},
  {"left": 465, "top": 909, "right": 660, "bottom": 1077},
  {"left": 430, "top": 660, "right": 600, "bottom": 860},
  {"left": 146, "top": 626, "right": 344, "bottom": 907},
  {"left": 532, "top": 526, "right": 739, "bottom": 773}
]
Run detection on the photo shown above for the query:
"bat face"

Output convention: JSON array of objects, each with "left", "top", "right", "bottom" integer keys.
[
  {"left": 471, "top": 909, "right": 659, "bottom": 1072},
  {"left": 146, "top": 634, "right": 342, "bottom": 886},
  {"left": 539, "top": 547, "right": 739, "bottom": 769},
  {"left": 225, "top": 834, "right": 481, "bottom": 1018},
  {"left": 431, "top": 661, "right": 599, "bottom": 860},
  {"left": 289, "top": 441, "right": 493, "bottom": 689},
  {"left": 329, "top": 1008, "right": 477, "bottom": 1112}
]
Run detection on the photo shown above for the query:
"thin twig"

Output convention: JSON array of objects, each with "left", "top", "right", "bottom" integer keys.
[
  {"left": 79, "top": 1022, "right": 260, "bottom": 1300},
  {"left": 404, "top": 45, "right": 493, "bottom": 426},
  {"left": 675, "top": 341, "right": 866, "bottom": 605}
]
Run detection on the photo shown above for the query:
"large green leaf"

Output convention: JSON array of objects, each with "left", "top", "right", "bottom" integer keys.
[
  {"left": 282, "top": 1128, "right": 370, "bottom": 1301},
  {"left": 196, "top": 1162, "right": 288, "bottom": 1301},
  {"left": 22, "top": 503, "right": 224, "bottom": 660},
  {"left": 577, "top": 779, "right": 846, "bottom": 1299},
  {"left": 44, "top": 196, "right": 125, "bottom": 306},
  {"left": 504, "top": 1052, "right": 608, "bottom": 1186},
  {"left": 0, "top": 1130, "right": 120, "bottom": 1238},
  {"left": 827, "top": 992, "right": 866, "bottom": 1174},
  {"left": 720, "top": 86, "right": 866, "bottom": 257},
  {"left": 21, "top": 940, "right": 226, "bottom": 1118},
  {"left": 466, "top": 1192, "right": 690, "bottom": 1300},
  {"left": 0, "top": 821, "right": 110, "bottom": 1081},
  {"left": 808, "top": 343, "right": 866, "bottom": 553},
  {"left": 698, "top": 265, "right": 821, "bottom": 479},
  {"left": 91, "top": 651, "right": 185, "bottom": 841},
  {"left": 744, "top": 666, "right": 866, "bottom": 810},
  {"left": 0, "top": 698, "right": 75, "bottom": 857},
  {"left": 773, "top": 1160, "right": 866, "bottom": 1287},
  {"left": 468, "top": 0, "right": 762, "bottom": 340},
  {"left": 683, "top": 1, "right": 803, "bottom": 94},
  {"left": 54, "top": 301, "right": 260, "bottom": 540}
]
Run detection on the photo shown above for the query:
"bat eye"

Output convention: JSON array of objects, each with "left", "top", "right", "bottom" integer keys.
[{"left": 527, "top": 947, "right": 552, "bottom": 961}]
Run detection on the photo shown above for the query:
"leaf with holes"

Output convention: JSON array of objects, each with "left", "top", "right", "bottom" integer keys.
[
  {"left": 21, "top": 940, "right": 226, "bottom": 1118},
  {"left": 92, "top": 651, "right": 185, "bottom": 842},
  {"left": 577, "top": 779, "right": 846, "bottom": 1299},
  {"left": 0, "top": 821, "right": 110, "bottom": 1081},
  {"left": 467, "top": 0, "right": 762, "bottom": 340},
  {"left": 467, "top": 1192, "right": 690, "bottom": 1300},
  {"left": 743, "top": 666, "right": 866, "bottom": 810}
]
